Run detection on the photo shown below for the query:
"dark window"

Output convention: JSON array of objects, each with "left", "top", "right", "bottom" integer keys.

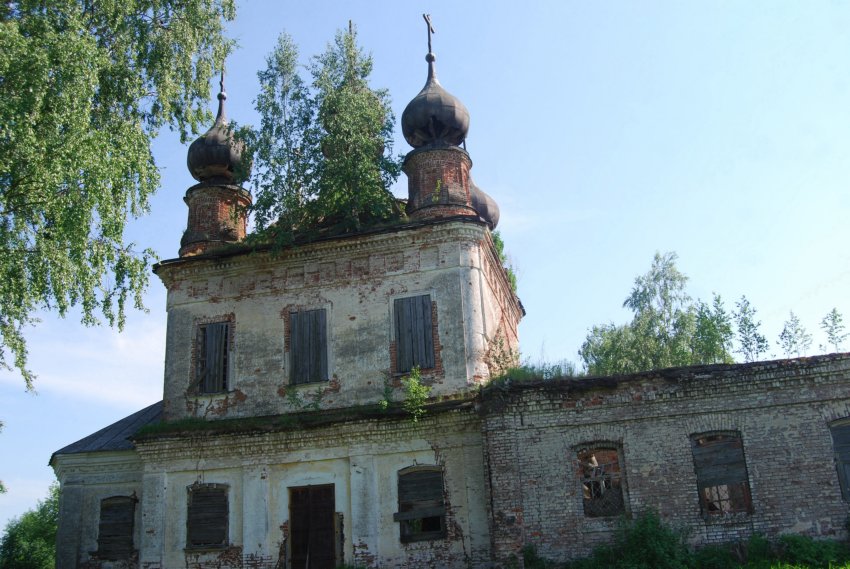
[
  {"left": 394, "top": 466, "right": 446, "bottom": 542},
  {"left": 578, "top": 447, "right": 625, "bottom": 518},
  {"left": 290, "top": 309, "right": 328, "bottom": 384},
  {"left": 97, "top": 496, "right": 135, "bottom": 559},
  {"left": 197, "top": 322, "right": 229, "bottom": 393},
  {"left": 187, "top": 484, "right": 228, "bottom": 548},
  {"left": 830, "top": 423, "right": 850, "bottom": 501},
  {"left": 394, "top": 295, "right": 435, "bottom": 373},
  {"left": 691, "top": 432, "right": 752, "bottom": 515}
]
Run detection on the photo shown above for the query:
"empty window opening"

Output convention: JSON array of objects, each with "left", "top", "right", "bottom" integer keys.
[
  {"left": 394, "top": 466, "right": 446, "bottom": 542},
  {"left": 691, "top": 432, "right": 752, "bottom": 516},
  {"left": 578, "top": 447, "right": 625, "bottom": 518}
]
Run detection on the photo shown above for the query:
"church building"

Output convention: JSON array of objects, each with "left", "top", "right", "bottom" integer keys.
[{"left": 50, "top": 28, "right": 850, "bottom": 569}]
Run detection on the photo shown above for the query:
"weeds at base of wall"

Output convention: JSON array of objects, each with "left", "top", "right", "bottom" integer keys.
[{"left": 513, "top": 510, "right": 850, "bottom": 569}]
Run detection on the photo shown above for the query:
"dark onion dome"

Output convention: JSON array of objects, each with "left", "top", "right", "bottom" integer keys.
[
  {"left": 187, "top": 79, "right": 246, "bottom": 183},
  {"left": 401, "top": 52, "right": 470, "bottom": 148},
  {"left": 471, "top": 179, "right": 500, "bottom": 230}
]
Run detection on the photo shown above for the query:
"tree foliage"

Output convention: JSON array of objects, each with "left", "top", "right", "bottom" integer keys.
[
  {"left": 777, "top": 311, "right": 813, "bottom": 357},
  {"left": 579, "top": 252, "right": 734, "bottom": 376},
  {"left": 0, "top": 483, "right": 59, "bottom": 569},
  {"left": 0, "top": 0, "right": 235, "bottom": 386},
  {"left": 733, "top": 295, "right": 768, "bottom": 363},
  {"left": 244, "top": 25, "right": 402, "bottom": 245},
  {"left": 821, "top": 308, "right": 848, "bottom": 352}
]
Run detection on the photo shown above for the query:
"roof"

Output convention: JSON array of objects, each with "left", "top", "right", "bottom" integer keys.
[{"left": 51, "top": 400, "right": 162, "bottom": 461}]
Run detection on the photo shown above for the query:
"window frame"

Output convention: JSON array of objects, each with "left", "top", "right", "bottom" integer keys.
[
  {"left": 195, "top": 320, "right": 231, "bottom": 394},
  {"left": 393, "top": 465, "right": 447, "bottom": 543},
  {"left": 288, "top": 307, "right": 329, "bottom": 385},
  {"left": 96, "top": 495, "right": 136, "bottom": 560},
  {"left": 690, "top": 431, "right": 753, "bottom": 516},
  {"left": 829, "top": 421, "right": 850, "bottom": 501},
  {"left": 186, "top": 483, "right": 229, "bottom": 550},
  {"left": 393, "top": 294, "right": 436, "bottom": 374},
  {"left": 576, "top": 444, "right": 627, "bottom": 518}
]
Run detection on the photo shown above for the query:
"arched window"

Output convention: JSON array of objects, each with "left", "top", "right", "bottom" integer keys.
[
  {"left": 393, "top": 466, "right": 446, "bottom": 542},
  {"left": 690, "top": 432, "right": 752, "bottom": 515}
]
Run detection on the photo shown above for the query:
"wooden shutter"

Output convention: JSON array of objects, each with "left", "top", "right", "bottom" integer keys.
[
  {"left": 97, "top": 496, "right": 135, "bottom": 559},
  {"left": 187, "top": 484, "right": 228, "bottom": 548},
  {"left": 692, "top": 434, "right": 748, "bottom": 487},
  {"left": 290, "top": 309, "right": 328, "bottom": 384},
  {"left": 394, "top": 295, "right": 435, "bottom": 373},
  {"left": 199, "top": 322, "right": 229, "bottom": 393},
  {"left": 831, "top": 424, "right": 850, "bottom": 500},
  {"left": 394, "top": 467, "right": 446, "bottom": 542}
]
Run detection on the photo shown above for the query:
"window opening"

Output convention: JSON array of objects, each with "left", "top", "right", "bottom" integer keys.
[
  {"left": 830, "top": 423, "right": 850, "bottom": 501},
  {"left": 97, "top": 496, "right": 135, "bottom": 559},
  {"left": 394, "top": 466, "right": 446, "bottom": 542},
  {"left": 691, "top": 432, "right": 752, "bottom": 515},
  {"left": 187, "top": 483, "right": 228, "bottom": 548},
  {"left": 290, "top": 308, "right": 328, "bottom": 384},
  {"left": 578, "top": 447, "right": 625, "bottom": 517},
  {"left": 197, "top": 322, "right": 229, "bottom": 393},
  {"left": 394, "top": 295, "right": 435, "bottom": 373}
]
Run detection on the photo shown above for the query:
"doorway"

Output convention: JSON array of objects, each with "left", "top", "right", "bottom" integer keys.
[{"left": 289, "top": 484, "right": 336, "bottom": 569}]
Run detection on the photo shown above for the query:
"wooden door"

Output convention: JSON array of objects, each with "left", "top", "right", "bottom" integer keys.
[{"left": 289, "top": 484, "right": 336, "bottom": 569}]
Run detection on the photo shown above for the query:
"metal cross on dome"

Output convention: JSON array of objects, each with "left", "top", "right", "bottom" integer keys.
[{"left": 423, "top": 13, "right": 435, "bottom": 53}]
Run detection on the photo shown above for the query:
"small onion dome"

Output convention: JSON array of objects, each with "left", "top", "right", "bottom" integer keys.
[
  {"left": 187, "top": 83, "right": 245, "bottom": 183},
  {"left": 401, "top": 53, "right": 470, "bottom": 148},
  {"left": 471, "top": 179, "right": 500, "bottom": 230}
]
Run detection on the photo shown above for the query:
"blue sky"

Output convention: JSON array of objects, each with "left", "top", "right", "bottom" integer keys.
[{"left": 2, "top": 1, "right": 849, "bottom": 529}]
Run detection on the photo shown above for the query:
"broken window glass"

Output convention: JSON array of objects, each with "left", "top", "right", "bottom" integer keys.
[
  {"left": 691, "top": 432, "right": 752, "bottom": 516},
  {"left": 578, "top": 447, "right": 626, "bottom": 517}
]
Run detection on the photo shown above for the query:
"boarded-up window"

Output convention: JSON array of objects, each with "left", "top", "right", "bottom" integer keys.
[
  {"left": 394, "top": 466, "right": 446, "bottom": 542},
  {"left": 691, "top": 432, "right": 752, "bottom": 515},
  {"left": 187, "top": 484, "right": 228, "bottom": 548},
  {"left": 830, "top": 423, "right": 850, "bottom": 501},
  {"left": 578, "top": 447, "right": 625, "bottom": 518},
  {"left": 197, "top": 322, "right": 229, "bottom": 393},
  {"left": 97, "top": 496, "right": 135, "bottom": 559},
  {"left": 394, "top": 295, "right": 435, "bottom": 373},
  {"left": 290, "top": 309, "right": 328, "bottom": 384}
]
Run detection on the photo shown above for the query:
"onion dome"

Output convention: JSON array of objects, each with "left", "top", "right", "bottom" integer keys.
[
  {"left": 471, "top": 180, "right": 500, "bottom": 230},
  {"left": 401, "top": 52, "right": 470, "bottom": 148},
  {"left": 187, "top": 73, "right": 246, "bottom": 183}
]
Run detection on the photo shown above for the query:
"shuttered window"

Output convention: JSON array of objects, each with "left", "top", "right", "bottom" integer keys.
[
  {"left": 197, "top": 322, "right": 229, "bottom": 393},
  {"left": 290, "top": 309, "right": 328, "bottom": 384},
  {"left": 394, "top": 295, "right": 435, "bottom": 373},
  {"left": 393, "top": 466, "right": 446, "bottom": 542},
  {"left": 187, "top": 484, "right": 228, "bottom": 548},
  {"left": 830, "top": 423, "right": 850, "bottom": 501},
  {"left": 578, "top": 447, "right": 625, "bottom": 518},
  {"left": 97, "top": 496, "right": 135, "bottom": 559},
  {"left": 691, "top": 432, "right": 752, "bottom": 515}
]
